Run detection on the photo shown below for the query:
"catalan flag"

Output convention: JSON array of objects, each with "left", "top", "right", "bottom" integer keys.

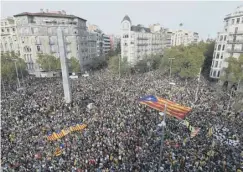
[
  {"left": 139, "top": 95, "right": 192, "bottom": 119},
  {"left": 54, "top": 143, "right": 65, "bottom": 157},
  {"left": 47, "top": 132, "right": 58, "bottom": 141}
]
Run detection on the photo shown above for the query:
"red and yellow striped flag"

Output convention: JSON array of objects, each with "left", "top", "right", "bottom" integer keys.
[{"left": 139, "top": 95, "right": 192, "bottom": 119}]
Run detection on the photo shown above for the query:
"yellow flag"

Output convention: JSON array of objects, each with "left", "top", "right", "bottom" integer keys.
[{"left": 208, "top": 127, "right": 213, "bottom": 137}]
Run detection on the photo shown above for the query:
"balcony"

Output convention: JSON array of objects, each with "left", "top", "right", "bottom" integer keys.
[
  {"left": 227, "top": 40, "right": 243, "bottom": 44},
  {"left": 227, "top": 49, "right": 243, "bottom": 53},
  {"left": 137, "top": 37, "right": 148, "bottom": 40},
  {"left": 229, "top": 31, "right": 243, "bottom": 35}
]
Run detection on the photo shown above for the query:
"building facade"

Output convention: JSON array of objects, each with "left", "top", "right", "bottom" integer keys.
[
  {"left": 1, "top": 9, "right": 97, "bottom": 73},
  {"left": 109, "top": 35, "right": 120, "bottom": 52},
  {"left": 1, "top": 17, "right": 19, "bottom": 54},
  {"left": 171, "top": 30, "right": 199, "bottom": 46},
  {"left": 103, "top": 34, "right": 111, "bottom": 55},
  {"left": 121, "top": 15, "right": 164, "bottom": 65},
  {"left": 210, "top": 6, "right": 243, "bottom": 79}
]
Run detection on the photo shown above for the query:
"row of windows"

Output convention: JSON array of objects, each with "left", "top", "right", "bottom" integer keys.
[
  {"left": 226, "top": 17, "right": 243, "bottom": 26},
  {"left": 211, "top": 60, "right": 222, "bottom": 68},
  {"left": 213, "top": 52, "right": 223, "bottom": 59},
  {"left": 1, "top": 28, "right": 15, "bottom": 33},
  {"left": 210, "top": 70, "right": 220, "bottom": 78},
  {"left": 215, "top": 44, "right": 225, "bottom": 51},
  {"left": 218, "top": 35, "right": 227, "bottom": 41}
]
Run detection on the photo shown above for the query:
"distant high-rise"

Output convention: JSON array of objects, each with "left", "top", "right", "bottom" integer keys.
[{"left": 210, "top": 6, "right": 243, "bottom": 79}]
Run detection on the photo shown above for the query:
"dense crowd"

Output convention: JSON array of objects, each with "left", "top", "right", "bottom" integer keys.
[{"left": 1, "top": 69, "right": 243, "bottom": 171}]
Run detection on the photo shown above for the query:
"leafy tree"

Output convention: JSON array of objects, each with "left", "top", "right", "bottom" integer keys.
[
  {"left": 221, "top": 55, "right": 243, "bottom": 84},
  {"left": 115, "top": 41, "right": 121, "bottom": 55},
  {"left": 108, "top": 55, "right": 130, "bottom": 75},
  {"left": 69, "top": 57, "right": 81, "bottom": 73},
  {"left": 1, "top": 51, "right": 27, "bottom": 82},
  {"left": 163, "top": 44, "right": 205, "bottom": 79},
  {"left": 36, "top": 54, "right": 61, "bottom": 71},
  {"left": 202, "top": 41, "right": 215, "bottom": 79}
]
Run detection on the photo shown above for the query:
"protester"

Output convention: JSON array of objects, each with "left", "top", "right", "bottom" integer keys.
[{"left": 1, "top": 69, "right": 242, "bottom": 171}]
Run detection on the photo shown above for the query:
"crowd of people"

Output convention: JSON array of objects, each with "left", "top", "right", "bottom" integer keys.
[{"left": 1, "top": 69, "right": 243, "bottom": 171}]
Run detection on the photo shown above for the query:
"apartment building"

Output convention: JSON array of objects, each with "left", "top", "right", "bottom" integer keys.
[
  {"left": 210, "top": 6, "right": 243, "bottom": 79},
  {"left": 103, "top": 34, "right": 111, "bottom": 55},
  {"left": 1, "top": 17, "right": 19, "bottom": 54},
  {"left": 1, "top": 9, "right": 97, "bottom": 73},
  {"left": 171, "top": 30, "right": 199, "bottom": 46},
  {"left": 109, "top": 35, "right": 120, "bottom": 52},
  {"left": 121, "top": 15, "right": 164, "bottom": 65}
]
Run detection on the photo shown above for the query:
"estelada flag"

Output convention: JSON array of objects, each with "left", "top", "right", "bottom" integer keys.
[{"left": 139, "top": 95, "right": 192, "bottom": 119}]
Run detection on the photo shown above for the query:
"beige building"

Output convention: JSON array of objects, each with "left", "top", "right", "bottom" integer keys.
[
  {"left": 1, "top": 9, "right": 97, "bottom": 73},
  {"left": 121, "top": 15, "right": 164, "bottom": 65},
  {"left": 1, "top": 17, "right": 19, "bottom": 54},
  {"left": 171, "top": 30, "right": 199, "bottom": 46},
  {"left": 210, "top": 6, "right": 243, "bottom": 79}
]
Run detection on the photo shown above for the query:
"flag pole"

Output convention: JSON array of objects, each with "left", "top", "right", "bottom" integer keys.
[{"left": 158, "top": 104, "right": 167, "bottom": 172}]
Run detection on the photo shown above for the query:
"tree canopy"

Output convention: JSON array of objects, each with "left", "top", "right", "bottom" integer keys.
[
  {"left": 221, "top": 55, "right": 243, "bottom": 83},
  {"left": 69, "top": 57, "right": 81, "bottom": 73},
  {"left": 1, "top": 51, "right": 27, "bottom": 81},
  {"left": 36, "top": 54, "right": 61, "bottom": 71}
]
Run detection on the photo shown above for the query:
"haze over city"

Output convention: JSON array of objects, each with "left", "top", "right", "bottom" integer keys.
[{"left": 1, "top": 1, "right": 243, "bottom": 39}]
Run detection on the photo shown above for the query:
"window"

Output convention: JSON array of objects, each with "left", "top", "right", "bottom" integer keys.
[
  {"left": 37, "top": 45, "right": 41, "bottom": 52},
  {"left": 237, "top": 18, "right": 240, "bottom": 24},
  {"left": 232, "top": 19, "right": 235, "bottom": 24},
  {"left": 211, "top": 61, "right": 214, "bottom": 67},
  {"left": 224, "top": 35, "right": 227, "bottom": 41},
  {"left": 215, "top": 61, "right": 218, "bottom": 68},
  {"left": 213, "top": 71, "right": 216, "bottom": 77},
  {"left": 221, "top": 55, "right": 223, "bottom": 59},
  {"left": 220, "top": 36, "right": 223, "bottom": 41},
  {"left": 12, "top": 28, "right": 15, "bottom": 32},
  {"left": 7, "top": 28, "right": 9, "bottom": 32},
  {"left": 222, "top": 45, "right": 225, "bottom": 51},
  {"left": 216, "top": 53, "right": 219, "bottom": 59},
  {"left": 1, "top": 29, "right": 4, "bottom": 32},
  {"left": 235, "top": 27, "right": 238, "bottom": 33},
  {"left": 217, "top": 71, "right": 220, "bottom": 77},
  {"left": 218, "top": 45, "right": 221, "bottom": 51}
]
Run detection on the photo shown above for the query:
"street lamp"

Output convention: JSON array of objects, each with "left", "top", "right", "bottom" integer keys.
[
  {"left": 158, "top": 104, "right": 167, "bottom": 172},
  {"left": 168, "top": 58, "right": 175, "bottom": 82},
  {"left": 12, "top": 59, "right": 21, "bottom": 88}
]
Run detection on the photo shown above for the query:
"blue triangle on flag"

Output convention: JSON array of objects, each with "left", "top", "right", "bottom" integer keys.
[{"left": 139, "top": 95, "right": 158, "bottom": 102}]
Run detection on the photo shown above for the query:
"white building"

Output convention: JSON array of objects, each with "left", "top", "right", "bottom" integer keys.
[
  {"left": 1, "top": 9, "right": 97, "bottom": 73},
  {"left": 210, "top": 6, "right": 243, "bottom": 79},
  {"left": 121, "top": 15, "right": 164, "bottom": 65},
  {"left": 171, "top": 30, "right": 199, "bottom": 46},
  {"left": 1, "top": 17, "right": 19, "bottom": 54}
]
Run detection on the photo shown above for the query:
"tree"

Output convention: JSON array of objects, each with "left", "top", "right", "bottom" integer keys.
[
  {"left": 1, "top": 51, "right": 27, "bottom": 82},
  {"left": 69, "top": 57, "right": 81, "bottom": 73},
  {"left": 108, "top": 55, "right": 130, "bottom": 75},
  {"left": 163, "top": 44, "right": 205, "bottom": 79},
  {"left": 115, "top": 41, "right": 121, "bottom": 55},
  {"left": 202, "top": 41, "right": 215, "bottom": 79},
  {"left": 36, "top": 54, "right": 61, "bottom": 71},
  {"left": 221, "top": 55, "right": 243, "bottom": 85}
]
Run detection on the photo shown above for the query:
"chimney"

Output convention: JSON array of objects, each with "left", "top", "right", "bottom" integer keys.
[{"left": 40, "top": 9, "right": 44, "bottom": 13}]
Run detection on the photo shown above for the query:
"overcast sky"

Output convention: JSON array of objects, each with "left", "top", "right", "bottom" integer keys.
[{"left": 1, "top": 1, "right": 243, "bottom": 39}]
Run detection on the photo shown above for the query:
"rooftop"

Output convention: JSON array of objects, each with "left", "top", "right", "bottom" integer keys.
[
  {"left": 131, "top": 25, "right": 151, "bottom": 33},
  {"left": 14, "top": 12, "right": 87, "bottom": 21}
]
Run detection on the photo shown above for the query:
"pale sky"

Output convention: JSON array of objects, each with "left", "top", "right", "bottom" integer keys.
[{"left": 1, "top": 1, "right": 243, "bottom": 39}]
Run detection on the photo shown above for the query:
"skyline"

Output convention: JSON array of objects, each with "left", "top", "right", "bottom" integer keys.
[{"left": 1, "top": 1, "right": 243, "bottom": 39}]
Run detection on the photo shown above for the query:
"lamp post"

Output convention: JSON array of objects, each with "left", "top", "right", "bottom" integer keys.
[
  {"left": 158, "top": 104, "right": 167, "bottom": 172},
  {"left": 168, "top": 58, "right": 175, "bottom": 83},
  {"left": 13, "top": 59, "right": 21, "bottom": 88},
  {"left": 194, "top": 67, "right": 202, "bottom": 103},
  {"left": 119, "top": 54, "right": 121, "bottom": 79}
]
